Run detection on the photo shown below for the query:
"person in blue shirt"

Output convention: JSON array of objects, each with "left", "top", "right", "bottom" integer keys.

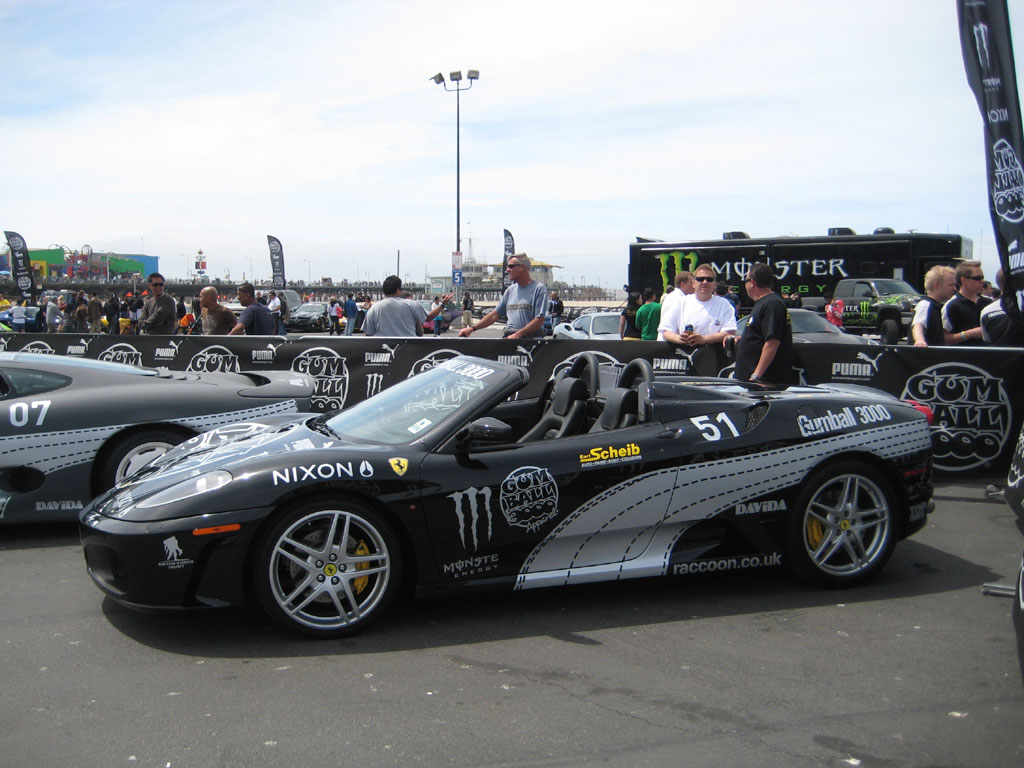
[{"left": 344, "top": 293, "right": 359, "bottom": 335}]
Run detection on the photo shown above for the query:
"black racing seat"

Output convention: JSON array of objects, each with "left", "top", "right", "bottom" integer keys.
[
  {"left": 519, "top": 377, "right": 588, "bottom": 441},
  {"left": 589, "top": 387, "right": 639, "bottom": 432}
]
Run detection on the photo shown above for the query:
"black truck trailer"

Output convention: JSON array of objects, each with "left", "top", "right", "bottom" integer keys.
[{"left": 627, "top": 228, "right": 972, "bottom": 310}]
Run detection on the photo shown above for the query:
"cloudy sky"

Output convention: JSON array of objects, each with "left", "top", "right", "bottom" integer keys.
[{"left": 2, "top": 0, "right": 1022, "bottom": 291}]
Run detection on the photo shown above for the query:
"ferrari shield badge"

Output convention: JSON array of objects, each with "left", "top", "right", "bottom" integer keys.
[{"left": 389, "top": 457, "right": 409, "bottom": 476}]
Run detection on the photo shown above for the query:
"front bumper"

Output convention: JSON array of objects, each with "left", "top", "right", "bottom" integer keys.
[{"left": 80, "top": 506, "right": 270, "bottom": 610}]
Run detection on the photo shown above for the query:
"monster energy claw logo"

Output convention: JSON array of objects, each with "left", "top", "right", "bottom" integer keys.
[{"left": 449, "top": 486, "right": 493, "bottom": 551}]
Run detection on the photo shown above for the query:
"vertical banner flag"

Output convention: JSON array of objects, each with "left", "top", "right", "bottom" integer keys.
[
  {"left": 958, "top": 0, "right": 1024, "bottom": 333},
  {"left": 502, "top": 229, "right": 514, "bottom": 290},
  {"left": 267, "top": 235, "right": 286, "bottom": 289},
  {"left": 4, "top": 231, "right": 36, "bottom": 299}
]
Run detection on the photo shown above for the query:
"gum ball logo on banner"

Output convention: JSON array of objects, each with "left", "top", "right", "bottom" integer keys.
[
  {"left": 901, "top": 362, "right": 1012, "bottom": 471},
  {"left": 187, "top": 345, "right": 240, "bottom": 373},
  {"left": 99, "top": 342, "right": 142, "bottom": 366},
  {"left": 499, "top": 466, "right": 559, "bottom": 533},
  {"left": 21, "top": 340, "right": 55, "bottom": 355},
  {"left": 291, "top": 347, "right": 348, "bottom": 411},
  {"left": 993, "top": 138, "right": 1024, "bottom": 223},
  {"left": 407, "top": 349, "right": 462, "bottom": 378},
  {"left": 550, "top": 350, "right": 622, "bottom": 381}
]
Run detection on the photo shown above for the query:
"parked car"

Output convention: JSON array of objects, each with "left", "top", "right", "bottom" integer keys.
[
  {"left": 831, "top": 278, "right": 924, "bottom": 345},
  {"left": 416, "top": 300, "right": 453, "bottom": 333},
  {"left": 0, "top": 306, "right": 46, "bottom": 332},
  {"left": 737, "top": 308, "right": 878, "bottom": 345},
  {"left": 552, "top": 311, "right": 621, "bottom": 340},
  {"left": 81, "top": 353, "right": 933, "bottom": 638},
  {"left": 0, "top": 352, "right": 315, "bottom": 524},
  {"left": 285, "top": 302, "right": 330, "bottom": 333}
]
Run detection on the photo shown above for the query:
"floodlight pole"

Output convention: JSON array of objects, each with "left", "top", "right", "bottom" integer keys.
[{"left": 431, "top": 70, "right": 479, "bottom": 302}]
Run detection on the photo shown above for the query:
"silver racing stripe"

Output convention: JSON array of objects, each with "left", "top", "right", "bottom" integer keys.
[{"left": 515, "top": 420, "right": 931, "bottom": 589}]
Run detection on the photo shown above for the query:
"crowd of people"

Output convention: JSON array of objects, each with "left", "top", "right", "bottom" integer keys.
[
  {"left": 904, "top": 261, "right": 1023, "bottom": 347},
  {"left": 5, "top": 260, "right": 1021, "bottom": 368},
  {"left": 617, "top": 262, "right": 791, "bottom": 383}
]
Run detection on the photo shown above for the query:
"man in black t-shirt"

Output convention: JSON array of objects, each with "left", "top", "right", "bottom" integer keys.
[
  {"left": 942, "top": 260, "right": 992, "bottom": 346},
  {"left": 735, "top": 263, "right": 794, "bottom": 385},
  {"left": 981, "top": 268, "right": 1024, "bottom": 345}
]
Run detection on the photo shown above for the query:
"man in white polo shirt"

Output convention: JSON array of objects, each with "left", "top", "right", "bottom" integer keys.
[
  {"left": 656, "top": 270, "right": 693, "bottom": 341},
  {"left": 658, "top": 262, "right": 737, "bottom": 349}
]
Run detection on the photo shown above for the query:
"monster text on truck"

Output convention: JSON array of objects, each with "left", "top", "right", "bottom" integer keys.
[{"left": 628, "top": 228, "right": 972, "bottom": 318}]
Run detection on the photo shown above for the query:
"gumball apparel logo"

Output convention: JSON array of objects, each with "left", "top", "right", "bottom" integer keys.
[
  {"left": 21, "top": 341, "right": 55, "bottom": 355},
  {"left": 901, "top": 362, "right": 1012, "bottom": 471},
  {"left": 291, "top": 347, "right": 348, "bottom": 411},
  {"left": 98, "top": 342, "right": 142, "bottom": 366},
  {"left": 499, "top": 466, "right": 559, "bottom": 533},
  {"left": 187, "top": 345, "right": 240, "bottom": 373}
]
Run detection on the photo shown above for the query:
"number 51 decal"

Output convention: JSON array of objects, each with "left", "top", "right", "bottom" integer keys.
[
  {"left": 9, "top": 400, "right": 51, "bottom": 427},
  {"left": 690, "top": 412, "right": 740, "bottom": 442}
]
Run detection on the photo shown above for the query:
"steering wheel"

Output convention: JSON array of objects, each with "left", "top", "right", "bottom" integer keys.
[
  {"left": 616, "top": 358, "right": 655, "bottom": 389},
  {"left": 567, "top": 351, "right": 601, "bottom": 398}
]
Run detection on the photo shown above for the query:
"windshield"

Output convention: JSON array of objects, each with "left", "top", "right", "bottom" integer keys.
[
  {"left": 323, "top": 357, "right": 511, "bottom": 445},
  {"left": 789, "top": 311, "right": 840, "bottom": 334},
  {"left": 592, "top": 315, "right": 620, "bottom": 335},
  {"left": 299, "top": 303, "right": 326, "bottom": 313},
  {"left": 873, "top": 280, "right": 919, "bottom": 295}
]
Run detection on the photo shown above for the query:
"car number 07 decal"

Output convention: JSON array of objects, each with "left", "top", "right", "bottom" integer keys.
[
  {"left": 9, "top": 399, "right": 51, "bottom": 427},
  {"left": 690, "top": 412, "right": 740, "bottom": 442}
]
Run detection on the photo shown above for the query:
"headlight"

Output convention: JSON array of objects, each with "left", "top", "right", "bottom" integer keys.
[{"left": 135, "top": 471, "right": 233, "bottom": 509}]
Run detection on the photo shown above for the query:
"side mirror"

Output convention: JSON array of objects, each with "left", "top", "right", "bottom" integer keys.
[{"left": 455, "top": 417, "right": 513, "bottom": 450}]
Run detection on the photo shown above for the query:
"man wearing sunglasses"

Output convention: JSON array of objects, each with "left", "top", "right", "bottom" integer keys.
[
  {"left": 460, "top": 254, "right": 548, "bottom": 339},
  {"left": 942, "top": 261, "right": 992, "bottom": 346},
  {"left": 138, "top": 272, "right": 178, "bottom": 335},
  {"left": 658, "top": 263, "right": 736, "bottom": 349}
]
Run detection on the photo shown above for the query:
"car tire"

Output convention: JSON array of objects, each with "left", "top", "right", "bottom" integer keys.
[
  {"left": 253, "top": 498, "right": 402, "bottom": 638},
  {"left": 98, "top": 428, "right": 186, "bottom": 492},
  {"left": 786, "top": 461, "right": 896, "bottom": 588},
  {"left": 879, "top": 318, "right": 900, "bottom": 345}
]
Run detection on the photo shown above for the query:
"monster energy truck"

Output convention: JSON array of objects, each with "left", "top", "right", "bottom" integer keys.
[{"left": 832, "top": 278, "right": 924, "bottom": 345}]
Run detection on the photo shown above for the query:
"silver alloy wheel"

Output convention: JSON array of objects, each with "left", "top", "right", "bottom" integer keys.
[
  {"left": 114, "top": 440, "right": 174, "bottom": 483},
  {"left": 268, "top": 509, "right": 391, "bottom": 632},
  {"left": 802, "top": 473, "right": 891, "bottom": 577}
]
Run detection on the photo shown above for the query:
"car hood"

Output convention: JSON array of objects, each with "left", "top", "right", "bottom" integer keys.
[
  {"left": 87, "top": 414, "right": 406, "bottom": 522},
  {"left": 877, "top": 293, "right": 923, "bottom": 308}
]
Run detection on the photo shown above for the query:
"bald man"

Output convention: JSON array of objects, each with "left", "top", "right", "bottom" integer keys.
[{"left": 199, "top": 286, "right": 237, "bottom": 335}]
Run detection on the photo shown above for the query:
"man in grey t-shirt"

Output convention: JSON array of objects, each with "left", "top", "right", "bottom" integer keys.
[
  {"left": 459, "top": 254, "right": 548, "bottom": 339},
  {"left": 363, "top": 276, "right": 449, "bottom": 337}
]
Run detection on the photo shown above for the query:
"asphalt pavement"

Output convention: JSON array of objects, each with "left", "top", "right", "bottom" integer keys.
[{"left": 1, "top": 477, "right": 1022, "bottom": 768}]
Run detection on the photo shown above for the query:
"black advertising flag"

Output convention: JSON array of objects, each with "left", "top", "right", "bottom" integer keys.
[
  {"left": 267, "top": 235, "right": 286, "bottom": 289},
  {"left": 502, "top": 229, "right": 514, "bottom": 290},
  {"left": 958, "top": 0, "right": 1024, "bottom": 332},
  {"left": 4, "top": 230, "right": 36, "bottom": 300}
]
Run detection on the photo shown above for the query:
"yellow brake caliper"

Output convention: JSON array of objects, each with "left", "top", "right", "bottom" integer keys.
[{"left": 353, "top": 540, "right": 370, "bottom": 594}]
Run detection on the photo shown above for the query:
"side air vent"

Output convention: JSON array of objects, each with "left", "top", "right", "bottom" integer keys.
[{"left": 746, "top": 403, "right": 769, "bottom": 432}]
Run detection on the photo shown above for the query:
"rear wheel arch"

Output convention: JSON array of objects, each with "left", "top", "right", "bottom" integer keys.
[
  {"left": 786, "top": 456, "right": 900, "bottom": 587},
  {"left": 803, "top": 451, "right": 910, "bottom": 527}
]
